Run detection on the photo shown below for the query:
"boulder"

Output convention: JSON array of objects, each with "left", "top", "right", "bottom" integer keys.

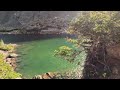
[
  {"left": 6, "top": 58, "right": 12, "bottom": 63},
  {"left": 11, "top": 58, "right": 16, "bottom": 62},
  {"left": 33, "top": 72, "right": 57, "bottom": 79},
  {"left": 47, "top": 72, "right": 55, "bottom": 78},
  {"left": 37, "top": 75, "right": 42, "bottom": 79},
  {"left": 9, "top": 53, "right": 18, "bottom": 58},
  {"left": 42, "top": 73, "right": 51, "bottom": 79}
]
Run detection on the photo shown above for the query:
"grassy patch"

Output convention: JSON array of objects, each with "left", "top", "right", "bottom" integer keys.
[{"left": 0, "top": 39, "right": 14, "bottom": 51}]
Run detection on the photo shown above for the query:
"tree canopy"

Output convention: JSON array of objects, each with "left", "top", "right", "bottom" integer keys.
[{"left": 67, "top": 11, "right": 120, "bottom": 49}]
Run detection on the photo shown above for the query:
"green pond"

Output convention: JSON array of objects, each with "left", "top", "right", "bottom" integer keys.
[
  {"left": 16, "top": 38, "right": 78, "bottom": 78},
  {"left": 0, "top": 34, "right": 85, "bottom": 78}
]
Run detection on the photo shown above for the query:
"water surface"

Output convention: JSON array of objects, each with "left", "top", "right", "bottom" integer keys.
[{"left": 0, "top": 34, "right": 77, "bottom": 78}]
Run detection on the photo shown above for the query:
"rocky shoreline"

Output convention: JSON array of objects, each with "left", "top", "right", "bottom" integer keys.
[
  {"left": 0, "top": 44, "right": 18, "bottom": 70},
  {"left": 32, "top": 72, "right": 57, "bottom": 79},
  {"left": 0, "top": 29, "right": 65, "bottom": 34},
  {"left": 0, "top": 41, "right": 59, "bottom": 79}
]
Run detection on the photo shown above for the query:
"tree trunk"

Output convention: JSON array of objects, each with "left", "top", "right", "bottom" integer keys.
[{"left": 82, "top": 41, "right": 111, "bottom": 79}]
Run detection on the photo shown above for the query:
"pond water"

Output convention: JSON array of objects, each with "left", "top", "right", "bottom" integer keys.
[{"left": 0, "top": 34, "right": 78, "bottom": 78}]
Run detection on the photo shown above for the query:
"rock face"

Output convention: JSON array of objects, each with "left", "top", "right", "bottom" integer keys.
[
  {"left": 106, "top": 44, "right": 120, "bottom": 79},
  {"left": 0, "top": 11, "right": 79, "bottom": 33},
  {"left": 107, "top": 44, "right": 120, "bottom": 60}
]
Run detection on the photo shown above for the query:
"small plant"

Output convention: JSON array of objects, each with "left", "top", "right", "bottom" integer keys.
[
  {"left": 54, "top": 46, "right": 77, "bottom": 62},
  {"left": 0, "top": 39, "right": 14, "bottom": 51},
  {"left": 0, "top": 39, "right": 5, "bottom": 46},
  {"left": 54, "top": 46, "right": 73, "bottom": 57}
]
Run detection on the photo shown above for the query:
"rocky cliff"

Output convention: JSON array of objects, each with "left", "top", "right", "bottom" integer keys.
[{"left": 0, "top": 11, "right": 79, "bottom": 34}]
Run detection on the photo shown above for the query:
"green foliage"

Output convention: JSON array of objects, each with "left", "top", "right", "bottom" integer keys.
[
  {"left": 0, "top": 53, "right": 21, "bottom": 79},
  {"left": 54, "top": 45, "right": 85, "bottom": 63},
  {"left": 5, "top": 44, "right": 14, "bottom": 51},
  {"left": 54, "top": 46, "right": 73, "bottom": 57},
  {"left": 66, "top": 38, "right": 78, "bottom": 44},
  {"left": 54, "top": 46, "right": 74, "bottom": 62},
  {"left": 0, "top": 53, "right": 5, "bottom": 59},
  {"left": 66, "top": 38, "right": 79, "bottom": 48},
  {"left": 66, "top": 11, "right": 120, "bottom": 78},
  {"left": 68, "top": 11, "right": 120, "bottom": 47},
  {"left": 0, "top": 39, "right": 14, "bottom": 51},
  {"left": 0, "top": 39, "right": 5, "bottom": 46},
  {"left": 0, "top": 40, "right": 21, "bottom": 79}
]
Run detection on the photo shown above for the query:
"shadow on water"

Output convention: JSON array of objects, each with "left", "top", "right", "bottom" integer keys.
[{"left": 0, "top": 34, "right": 76, "bottom": 43}]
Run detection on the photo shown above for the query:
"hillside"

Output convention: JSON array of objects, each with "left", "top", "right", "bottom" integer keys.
[{"left": 0, "top": 11, "right": 79, "bottom": 34}]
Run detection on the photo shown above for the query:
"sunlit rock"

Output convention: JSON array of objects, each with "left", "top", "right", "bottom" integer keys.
[{"left": 9, "top": 53, "right": 18, "bottom": 58}]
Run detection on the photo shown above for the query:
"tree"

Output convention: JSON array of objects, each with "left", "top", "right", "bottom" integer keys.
[
  {"left": 68, "top": 11, "right": 120, "bottom": 47},
  {"left": 67, "top": 11, "right": 120, "bottom": 79}
]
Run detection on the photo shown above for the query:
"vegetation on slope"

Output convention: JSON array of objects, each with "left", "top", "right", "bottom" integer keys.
[
  {"left": 0, "top": 40, "right": 21, "bottom": 79},
  {"left": 54, "top": 11, "right": 120, "bottom": 79},
  {"left": 66, "top": 11, "right": 120, "bottom": 79},
  {"left": 54, "top": 38, "right": 86, "bottom": 78},
  {"left": 0, "top": 53, "right": 21, "bottom": 79}
]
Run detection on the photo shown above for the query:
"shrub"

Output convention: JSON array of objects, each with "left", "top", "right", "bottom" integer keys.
[
  {"left": 6, "top": 44, "right": 14, "bottom": 51},
  {"left": 0, "top": 39, "right": 14, "bottom": 51},
  {"left": 54, "top": 46, "right": 73, "bottom": 57},
  {"left": 0, "top": 53, "right": 22, "bottom": 79}
]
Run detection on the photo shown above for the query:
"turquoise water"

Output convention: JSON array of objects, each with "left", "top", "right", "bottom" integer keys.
[{"left": 16, "top": 38, "right": 77, "bottom": 78}]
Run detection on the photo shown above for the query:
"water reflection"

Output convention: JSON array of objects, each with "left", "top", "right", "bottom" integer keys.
[{"left": 0, "top": 34, "right": 75, "bottom": 43}]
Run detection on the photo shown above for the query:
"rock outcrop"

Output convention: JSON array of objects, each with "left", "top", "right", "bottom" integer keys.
[
  {"left": 0, "top": 11, "right": 79, "bottom": 34},
  {"left": 106, "top": 44, "right": 120, "bottom": 79}
]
